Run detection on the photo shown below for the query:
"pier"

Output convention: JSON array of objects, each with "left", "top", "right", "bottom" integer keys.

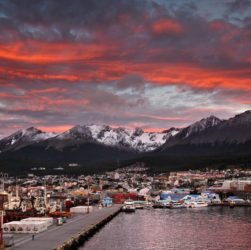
[{"left": 8, "top": 205, "right": 122, "bottom": 250}]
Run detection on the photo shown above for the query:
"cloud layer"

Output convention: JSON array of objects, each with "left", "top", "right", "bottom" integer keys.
[{"left": 0, "top": 0, "right": 251, "bottom": 137}]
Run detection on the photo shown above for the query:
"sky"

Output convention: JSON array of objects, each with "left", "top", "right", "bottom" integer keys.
[{"left": 0, "top": 0, "right": 251, "bottom": 138}]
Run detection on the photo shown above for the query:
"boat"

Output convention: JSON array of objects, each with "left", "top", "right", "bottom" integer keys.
[
  {"left": 122, "top": 200, "right": 136, "bottom": 213},
  {"left": 185, "top": 200, "right": 208, "bottom": 208},
  {"left": 170, "top": 201, "right": 186, "bottom": 209},
  {"left": 134, "top": 200, "right": 144, "bottom": 209}
]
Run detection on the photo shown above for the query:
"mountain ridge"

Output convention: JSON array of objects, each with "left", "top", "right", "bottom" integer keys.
[
  {"left": 160, "top": 110, "right": 251, "bottom": 151},
  {"left": 0, "top": 127, "right": 57, "bottom": 153},
  {"left": 0, "top": 124, "right": 181, "bottom": 153},
  {"left": 1, "top": 110, "right": 251, "bottom": 174}
]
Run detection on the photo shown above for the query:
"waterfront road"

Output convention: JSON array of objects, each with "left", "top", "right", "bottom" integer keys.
[{"left": 8, "top": 205, "right": 122, "bottom": 250}]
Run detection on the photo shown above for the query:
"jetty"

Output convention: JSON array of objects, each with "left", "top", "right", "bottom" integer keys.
[{"left": 8, "top": 205, "right": 122, "bottom": 250}]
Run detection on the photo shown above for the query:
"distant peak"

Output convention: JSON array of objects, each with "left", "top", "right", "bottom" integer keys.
[
  {"left": 22, "top": 127, "right": 43, "bottom": 136},
  {"left": 182, "top": 115, "right": 222, "bottom": 138},
  {"left": 195, "top": 115, "right": 222, "bottom": 126},
  {"left": 26, "top": 127, "right": 41, "bottom": 132},
  {"left": 202, "top": 115, "right": 221, "bottom": 121},
  {"left": 162, "top": 127, "right": 180, "bottom": 133},
  {"left": 71, "top": 124, "right": 83, "bottom": 129},
  {"left": 209, "top": 115, "right": 218, "bottom": 119}
]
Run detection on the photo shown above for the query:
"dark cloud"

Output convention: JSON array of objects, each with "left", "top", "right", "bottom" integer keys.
[
  {"left": 0, "top": 0, "right": 150, "bottom": 43},
  {"left": 227, "top": 0, "right": 251, "bottom": 12}
]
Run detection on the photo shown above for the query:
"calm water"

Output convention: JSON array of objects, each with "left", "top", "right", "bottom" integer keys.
[{"left": 81, "top": 207, "right": 251, "bottom": 250}]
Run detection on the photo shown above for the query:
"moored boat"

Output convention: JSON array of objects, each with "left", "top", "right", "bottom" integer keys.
[
  {"left": 185, "top": 200, "right": 208, "bottom": 208},
  {"left": 170, "top": 201, "right": 186, "bottom": 209},
  {"left": 122, "top": 200, "right": 136, "bottom": 213}
]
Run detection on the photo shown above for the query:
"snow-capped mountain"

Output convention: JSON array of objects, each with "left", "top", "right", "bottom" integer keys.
[
  {"left": 160, "top": 111, "right": 251, "bottom": 151},
  {"left": 175, "top": 115, "right": 222, "bottom": 140},
  {"left": 2, "top": 110, "right": 251, "bottom": 157},
  {"left": 0, "top": 127, "right": 57, "bottom": 152},
  {"left": 159, "top": 116, "right": 222, "bottom": 149},
  {"left": 49, "top": 124, "right": 180, "bottom": 152},
  {"left": 1, "top": 111, "right": 251, "bottom": 172},
  {"left": 182, "top": 116, "right": 222, "bottom": 138},
  {"left": 0, "top": 125, "right": 180, "bottom": 153}
]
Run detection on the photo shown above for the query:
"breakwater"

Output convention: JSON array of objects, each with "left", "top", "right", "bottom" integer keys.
[
  {"left": 54, "top": 206, "right": 122, "bottom": 250},
  {"left": 10, "top": 205, "right": 122, "bottom": 250}
]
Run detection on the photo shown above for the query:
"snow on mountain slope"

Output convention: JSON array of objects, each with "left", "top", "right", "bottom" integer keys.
[
  {"left": 0, "top": 127, "right": 57, "bottom": 152},
  {"left": 159, "top": 115, "right": 223, "bottom": 150},
  {"left": 56, "top": 125, "right": 93, "bottom": 141},
  {"left": 55, "top": 124, "right": 181, "bottom": 152},
  {"left": 183, "top": 116, "right": 222, "bottom": 138},
  {"left": 161, "top": 112, "right": 251, "bottom": 149}
]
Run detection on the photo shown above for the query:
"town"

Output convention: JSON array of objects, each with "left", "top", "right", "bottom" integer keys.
[
  {"left": 2, "top": 164, "right": 251, "bottom": 213},
  {"left": 0, "top": 163, "right": 251, "bottom": 248}
]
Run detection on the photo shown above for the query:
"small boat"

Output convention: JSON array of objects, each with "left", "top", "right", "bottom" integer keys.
[
  {"left": 122, "top": 200, "right": 136, "bottom": 213},
  {"left": 185, "top": 200, "right": 208, "bottom": 208},
  {"left": 134, "top": 201, "right": 144, "bottom": 209},
  {"left": 170, "top": 201, "right": 186, "bottom": 209}
]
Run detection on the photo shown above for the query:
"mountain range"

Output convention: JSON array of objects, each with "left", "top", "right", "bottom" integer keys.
[
  {"left": 159, "top": 111, "right": 251, "bottom": 153},
  {"left": 1, "top": 110, "right": 251, "bottom": 173},
  {"left": 0, "top": 124, "right": 180, "bottom": 153}
]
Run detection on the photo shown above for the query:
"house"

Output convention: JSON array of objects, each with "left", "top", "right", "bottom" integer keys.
[{"left": 101, "top": 197, "right": 113, "bottom": 207}]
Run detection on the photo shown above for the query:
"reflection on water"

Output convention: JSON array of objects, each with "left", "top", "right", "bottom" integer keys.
[{"left": 81, "top": 207, "right": 251, "bottom": 250}]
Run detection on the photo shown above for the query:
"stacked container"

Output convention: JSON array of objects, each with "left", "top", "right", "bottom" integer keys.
[
  {"left": 3, "top": 220, "right": 48, "bottom": 234},
  {"left": 21, "top": 217, "right": 53, "bottom": 227}
]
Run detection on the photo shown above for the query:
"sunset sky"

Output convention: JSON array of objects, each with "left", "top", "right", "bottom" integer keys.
[{"left": 1, "top": 0, "right": 251, "bottom": 137}]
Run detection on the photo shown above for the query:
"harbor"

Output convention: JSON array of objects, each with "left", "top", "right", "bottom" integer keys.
[
  {"left": 7, "top": 205, "right": 122, "bottom": 250},
  {"left": 4, "top": 197, "right": 251, "bottom": 250},
  {"left": 0, "top": 167, "right": 251, "bottom": 248}
]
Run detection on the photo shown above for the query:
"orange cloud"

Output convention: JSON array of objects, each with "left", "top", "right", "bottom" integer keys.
[
  {"left": 152, "top": 19, "right": 183, "bottom": 34},
  {"left": 0, "top": 40, "right": 118, "bottom": 64},
  {"left": 29, "top": 88, "right": 66, "bottom": 94},
  {"left": 132, "top": 63, "right": 251, "bottom": 91},
  {"left": 1, "top": 36, "right": 251, "bottom": 95},
  {"left": 1, "top": 55, "right": 251, "bottom": 93}
]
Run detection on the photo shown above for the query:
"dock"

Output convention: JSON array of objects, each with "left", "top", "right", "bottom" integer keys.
[{"left": 8, "top": 205, "right": 122, "bottom": 250}]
